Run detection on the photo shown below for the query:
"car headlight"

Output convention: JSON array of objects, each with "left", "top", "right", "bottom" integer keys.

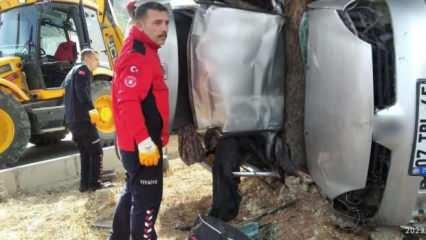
[{"left": 0, "top": 64, "right": 12, "bottom": 74}]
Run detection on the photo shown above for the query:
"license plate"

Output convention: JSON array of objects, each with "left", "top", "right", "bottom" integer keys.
[{"left": 410, "top": 79, "right": 426, "bottom": 176}]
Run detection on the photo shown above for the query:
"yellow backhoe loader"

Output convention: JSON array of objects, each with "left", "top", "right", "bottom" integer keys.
[{"left": 0, "top": 0, "right": 123, "bottom": 164}]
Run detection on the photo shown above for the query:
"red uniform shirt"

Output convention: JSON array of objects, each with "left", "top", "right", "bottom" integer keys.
[{"left": 112, "top": 26, "right": 169, "bottom": 151}]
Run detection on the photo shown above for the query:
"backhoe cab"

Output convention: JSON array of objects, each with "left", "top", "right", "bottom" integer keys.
[{"left": 0, "top": 0, "right": 123, "bottom": 165}]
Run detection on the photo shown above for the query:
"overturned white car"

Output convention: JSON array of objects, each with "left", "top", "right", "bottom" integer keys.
[
  {"left": 157, "top": 0, "right": 426, "bottom": 227},
  {"left": 304, "top": 0, "right": 426, "bottom": 226}
]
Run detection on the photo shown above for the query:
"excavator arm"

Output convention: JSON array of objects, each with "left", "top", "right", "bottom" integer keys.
[{"left": 95, "top": 0, "right": 124, "bottom": 63}]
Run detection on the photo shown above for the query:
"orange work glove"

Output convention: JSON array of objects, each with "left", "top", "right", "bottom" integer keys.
[
  {"left": 89, "top": 109, "right": 100, "bottom": 125},
  {"left": 138, "top": 137, "right": 160, "bottom": 166}
]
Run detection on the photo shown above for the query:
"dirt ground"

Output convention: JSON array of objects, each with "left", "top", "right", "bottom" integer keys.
[{"left": 0, "top": 137, "right": 408, "bottom": 240}]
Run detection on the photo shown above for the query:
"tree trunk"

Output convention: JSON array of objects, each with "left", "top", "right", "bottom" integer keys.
[{"left": 283, "top": 0, "right": 312, "bottom": 170}]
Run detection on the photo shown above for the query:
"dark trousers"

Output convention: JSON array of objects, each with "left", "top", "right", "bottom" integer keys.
[
  {"left": 209, "top": 137, "right": 243, "bottom": 222},
  {"left": 109, "top": 148, "right": 163, "bottom": 240},
  {"left": 70, "top": 122, "right": 103, "bottom": 189}
]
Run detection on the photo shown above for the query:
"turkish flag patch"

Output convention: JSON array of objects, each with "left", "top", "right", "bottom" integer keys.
[
  {"left": 78, "top": 70, "right": 86, "bottom": 76},
  {"left": 130, "top": 65, "right": 139, "bottom": 73}
]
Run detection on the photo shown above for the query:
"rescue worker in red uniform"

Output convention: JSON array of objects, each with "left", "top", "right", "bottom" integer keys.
[{"left": 109, "top": 2, "right": 169, "bottom": 240}]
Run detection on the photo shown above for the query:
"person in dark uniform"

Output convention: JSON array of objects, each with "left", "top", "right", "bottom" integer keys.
[
  {"left": 64, "top": 48, "right": 103, "bottom": 192},
  {"left": 109, "top": 2, "right": 170, "bottom": 240}
]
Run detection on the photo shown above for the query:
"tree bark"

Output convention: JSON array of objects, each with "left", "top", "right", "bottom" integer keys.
[{"left": 283, "top": 0, "right": 312, "bottom": 170}]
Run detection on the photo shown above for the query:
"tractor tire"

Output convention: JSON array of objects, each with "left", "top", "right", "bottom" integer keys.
[
  {"left": 91, "top": 80, "right": 115, "bottom": 146},
  {"left": 29, "top": 131, "right": 68, "bottom": 146},
  {"left": 0, "top": 92, "right": 31, "bottom": 165}
]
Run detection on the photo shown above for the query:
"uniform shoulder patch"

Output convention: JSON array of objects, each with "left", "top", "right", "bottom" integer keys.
[
  {"left": 132, "top": 40, "right": 146, "bottom": 55},
  {"left": 124, "top": 76, "right": 137, "bottom": 88},
  {"left": 77, "top": 65, "right": 89, "bottom": 76},
  {"left": 129, "top": 65, "right": 139, "bottom": 73}
]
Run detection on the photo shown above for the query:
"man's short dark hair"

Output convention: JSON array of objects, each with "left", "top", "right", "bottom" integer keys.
[
  {"left": 135, "top": 1, "right": 168, "bottom": 20},
  {"left": 81, "top": 48, "right": 98, "bottom": 61}
]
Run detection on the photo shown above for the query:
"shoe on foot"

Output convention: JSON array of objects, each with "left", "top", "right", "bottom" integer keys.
[
  {"left": 79, "top": 184, "right": 90, "bottom": 193},
  {"left": 89, "top": 181, "right": 112, "bottom": 192}
]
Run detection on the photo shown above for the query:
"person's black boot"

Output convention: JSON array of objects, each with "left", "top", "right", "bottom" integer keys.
[
  {"left": 79, "top": 184, "right": 90, "bottom": 192},
  {"left": 88, "top": 182, "right": 102, "bottom": 192},
  {"left": 89, "top": 181, "right": 112, "bottom": 191}
]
